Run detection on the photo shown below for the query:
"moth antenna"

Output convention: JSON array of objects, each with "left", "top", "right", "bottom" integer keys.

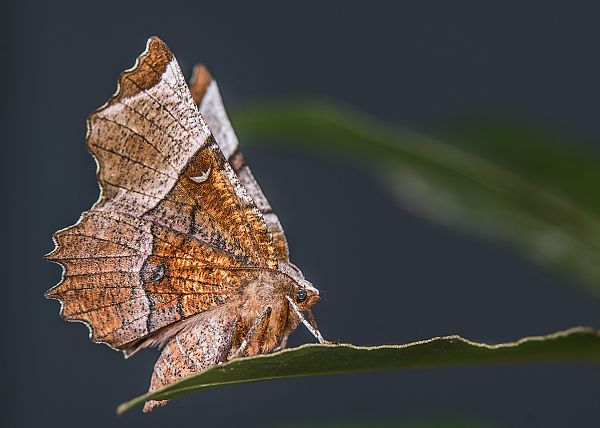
[{"left": 286, "top": 296, "right": 327, "bottom": 344}]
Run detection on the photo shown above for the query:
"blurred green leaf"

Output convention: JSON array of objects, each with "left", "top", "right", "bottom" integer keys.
[
  {"left": 117, "top": 327, "right": 599, "bottom": 414},
  {"left": 231, "top": 101, "right": 600, "bottom": 296},
  {"left": 437, "top": 118, "right": 600, "bottom": 217}
]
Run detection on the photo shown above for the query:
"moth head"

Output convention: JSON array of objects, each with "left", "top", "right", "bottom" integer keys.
[
  {"left": 294, "top": 279, "right": 320, "bottom": 309},
  {"left": 278, "top": 262, "right": 320, "bottom": 309}
]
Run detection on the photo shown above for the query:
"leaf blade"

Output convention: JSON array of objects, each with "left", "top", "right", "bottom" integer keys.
[{"left": 117, "top": 327, "right": 600, "bottom": 414}]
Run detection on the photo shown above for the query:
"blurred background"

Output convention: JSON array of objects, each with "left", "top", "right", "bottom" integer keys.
[{"left": 3, "top": 1, "right": 599, "bottom": 427}]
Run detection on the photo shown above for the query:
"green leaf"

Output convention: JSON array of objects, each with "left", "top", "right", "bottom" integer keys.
[
  {"left": 230, "top": 101, "right": 600, "bottom": 297},
  {"left": 117, "top": 327, "right": 600, "bottom": 414}
]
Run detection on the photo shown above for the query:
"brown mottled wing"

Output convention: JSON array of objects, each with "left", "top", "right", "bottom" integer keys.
[
  {"left": 189, "top": 65, "right": 290, "bottom": 261},
  {"left": 45, "top": 37, "right": 277, "bottom": 351}
]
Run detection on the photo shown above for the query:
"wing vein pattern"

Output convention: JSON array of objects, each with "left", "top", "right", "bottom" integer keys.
[{"left": 46, "top": 37, "right": 279, "bottom": 351}]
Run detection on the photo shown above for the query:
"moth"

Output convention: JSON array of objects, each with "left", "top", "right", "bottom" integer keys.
[{"left": 45, "top": 37, "right": 325, "bottom": 412}]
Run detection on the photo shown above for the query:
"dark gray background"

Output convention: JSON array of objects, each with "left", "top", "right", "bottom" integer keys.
[{"left": 4, "top": 1, "right": 599, "bottom": 427}]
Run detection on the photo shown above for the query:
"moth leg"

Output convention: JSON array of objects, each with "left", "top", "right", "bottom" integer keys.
[
  {"left": 286, "top": 296, "right": 328, "bottom": 344},
  {"left": 233, "top": 307, "right": 272, "bottom": 358},
  {"left": 273, "top": 333, "right": 289, "bottom": 352},
  {"left": 306, "top": 309, "right": 320, "bottom": 331},
  {"left": 261, "top": 309, "right": 319, "bottom": 352},
  {"left": 216, "top": 315, "right": 243, "bottom": 362}
]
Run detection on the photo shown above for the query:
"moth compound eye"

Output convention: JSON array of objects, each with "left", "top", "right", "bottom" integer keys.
[{"left": 296, "top": 288, "right": 307, "bottom": 303}]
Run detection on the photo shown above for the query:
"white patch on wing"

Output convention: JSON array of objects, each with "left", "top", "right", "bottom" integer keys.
[{"left": 190, "top": 166, "right": 211, "bottom": 183}]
